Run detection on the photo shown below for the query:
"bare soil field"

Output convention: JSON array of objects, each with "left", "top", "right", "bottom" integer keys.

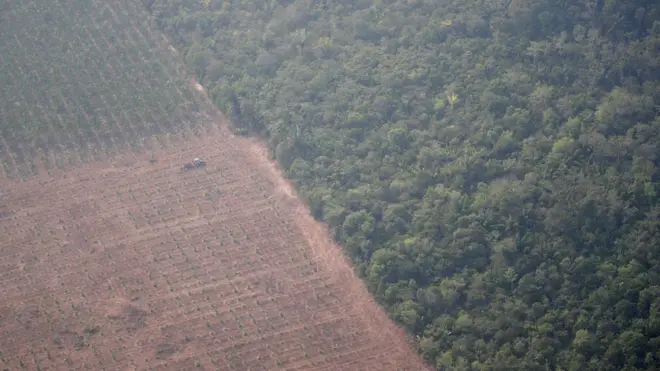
[{"left": 0, "top": 116, "right": 431, "bottom": 370}]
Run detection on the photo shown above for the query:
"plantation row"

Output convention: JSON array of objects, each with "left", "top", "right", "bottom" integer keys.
[
  {"left": 0, "top": 147, "right": 411, "bottom": 369},
  {"left": 0, "top": 0, "right": 207, "bottom": 178}
]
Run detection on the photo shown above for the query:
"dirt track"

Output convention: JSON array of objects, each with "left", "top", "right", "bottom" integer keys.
[{"left": 0, "top": 82, "right": 432, "bottom": 370}]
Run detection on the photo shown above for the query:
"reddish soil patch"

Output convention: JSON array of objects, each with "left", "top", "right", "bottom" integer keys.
[{"left": 0, "top": 118, "right": 432, "bottom": 370}]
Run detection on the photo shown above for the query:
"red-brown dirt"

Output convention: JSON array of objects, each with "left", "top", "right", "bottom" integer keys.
[{"left": 0, "top": 86, "right": 433, "bottom": 370}]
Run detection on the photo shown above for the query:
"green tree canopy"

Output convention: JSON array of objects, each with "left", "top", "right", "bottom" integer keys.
[{"left": 144, "top": 0, "right": 660, "bottom": 369}]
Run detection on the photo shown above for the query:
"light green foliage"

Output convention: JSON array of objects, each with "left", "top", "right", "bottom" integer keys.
[{"left": 143, "top": 0, "right": 660, "bottom": 369}]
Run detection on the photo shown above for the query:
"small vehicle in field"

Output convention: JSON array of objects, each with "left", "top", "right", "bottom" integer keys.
[{"left": 182, "top": 158, "right": 206, "bottom": 171}]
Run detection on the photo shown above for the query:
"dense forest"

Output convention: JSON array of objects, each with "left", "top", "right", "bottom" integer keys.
[{"left": 141, "top": 0, "right": 660, "bottom": 369}]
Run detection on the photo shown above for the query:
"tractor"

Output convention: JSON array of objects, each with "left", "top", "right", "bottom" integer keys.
[{"left": 182, "top": 158, "right": 206, "bottom": 171}]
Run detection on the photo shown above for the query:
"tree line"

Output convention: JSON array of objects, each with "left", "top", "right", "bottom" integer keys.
[{"left": 143, "top": 0, "right": 660, "bottom": 369}]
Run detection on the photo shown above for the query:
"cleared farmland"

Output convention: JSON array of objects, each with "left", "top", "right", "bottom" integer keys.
[
  {"left": 0, "top": 123, "right": 430, "bottom": 370},
  {"left": 0, "top": 1, "right": 431, "bottom": 370}
]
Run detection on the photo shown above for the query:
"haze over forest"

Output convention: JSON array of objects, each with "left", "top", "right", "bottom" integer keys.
[{"left": 1, "top": 0, "right": 659, "bottom": 370}]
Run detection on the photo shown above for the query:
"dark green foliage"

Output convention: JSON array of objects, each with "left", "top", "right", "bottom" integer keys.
[{"left": 144, "top": 0, "right": 660, "bottom": 369}]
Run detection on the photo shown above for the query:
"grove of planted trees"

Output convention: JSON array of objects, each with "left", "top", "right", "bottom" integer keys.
[{"left": 0, "top": 0, "right": 204, "bottom": 178}]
